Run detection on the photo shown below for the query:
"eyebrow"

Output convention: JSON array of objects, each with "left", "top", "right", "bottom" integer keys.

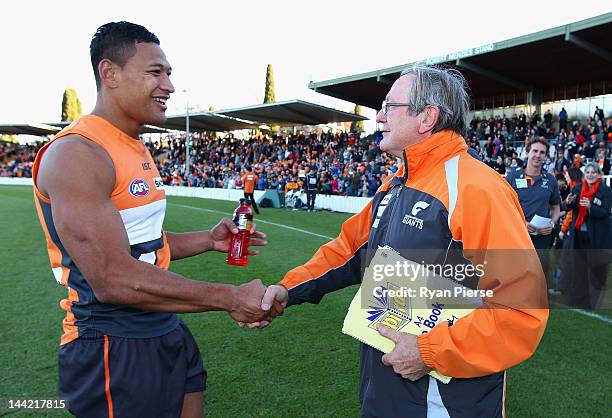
[{"left": 149, "top": 63, "right": 172, "bottom": 72}]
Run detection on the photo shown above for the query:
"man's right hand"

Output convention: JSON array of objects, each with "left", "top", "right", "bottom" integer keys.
[
  {"left": 239, "top": 284, "right": 288, "bottom": 329},
  {"left": 228, "top": 279, "right": 269, "bottom": 323}
]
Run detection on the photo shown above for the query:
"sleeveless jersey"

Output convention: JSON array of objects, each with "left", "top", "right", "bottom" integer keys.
[{"left": 32, "top": 115, "right": 178, "bottom": 345}]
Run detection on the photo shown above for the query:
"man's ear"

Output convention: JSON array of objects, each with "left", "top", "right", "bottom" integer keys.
[
  {"left": 418, "top": 106, "right": 439, "bottom": 134},
  {"left": 98, "top": 59, "right": 119, "bottom": 89}
]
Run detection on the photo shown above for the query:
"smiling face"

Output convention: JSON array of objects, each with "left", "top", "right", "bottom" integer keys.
[
  {"left": 527, "top": 142, "right": 547, "bottom": 171},
  {"left": 584, "top": 166, "right": 601, "bottom": 185},
  {"left": 105, "top": 42, "right": 174, "bottom": 126}
]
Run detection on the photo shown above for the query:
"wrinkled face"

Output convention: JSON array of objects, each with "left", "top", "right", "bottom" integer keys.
[
  {"left": 375, "top": 74, "right": 422, "bottom": 157},
  {"left": 584, "top": 166, "right": 600, "bottom": 184},
  {"left": 527, "top": 143, "right": 547, "bottom": 169},
  {"left": 111, "top": 42, "right": 174, "bottom": 125}
]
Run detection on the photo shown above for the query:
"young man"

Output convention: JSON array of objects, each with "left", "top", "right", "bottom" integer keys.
[
  {"left": 506, "top": 138, "right": 561, "bottom": 277},
  {"left": 257, "top": 66, "right": 548, "bottom": 417},
  {"left": 33, "top": 22, "right": 282, "bottom": 418}
]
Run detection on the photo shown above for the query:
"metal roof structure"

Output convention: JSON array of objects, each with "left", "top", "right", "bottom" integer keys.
[
  {"left": 0, "top": 123, "right": 61, "bottom": 136},
  {"left": 160, "top": 112, "right": 257, "bottom": 132},
  {"left": 309, "top": 13, "right": 612, "bottom": 110},
  {"left": 215, "top": 99, "right": 367, "bottom": 126},
  {"left": 47, "top": 121, "right": 170, "bottom": 134}
]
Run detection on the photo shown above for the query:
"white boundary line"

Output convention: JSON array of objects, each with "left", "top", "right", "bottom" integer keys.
[
  {"left": 168, "top": 203, "right": 335, "bottom": 241},
  {"left": 549, "top": 301, "right": 612, "bottom": 324},
  {"left": 172, "top": 201, "right": 612, "bottom": 325}
]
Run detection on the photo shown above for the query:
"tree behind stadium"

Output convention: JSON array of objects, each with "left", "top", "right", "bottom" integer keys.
[
  {"left": 263, "top": 64, "right": 279, "bottom": 133},
  {"left": 351, "top": 104, "right": 364, "bottom": 133},
  {"left": 61, "top": 88, "right": 83, "bottom": 122},
  {"left": 264, "top": 64, "right": 275, "bottom": 104}
]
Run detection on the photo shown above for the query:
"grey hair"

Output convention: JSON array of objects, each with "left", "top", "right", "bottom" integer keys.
[
  {"left": 400, "top": 65, "right": 470, "bottom": 135},
  {"left": 584, "top": 162, "right": 603, "bottom": 175}
]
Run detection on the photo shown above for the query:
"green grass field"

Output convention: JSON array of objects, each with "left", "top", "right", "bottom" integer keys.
[{"left": 0, "top": 185, "right": 610, "bottom": 417}]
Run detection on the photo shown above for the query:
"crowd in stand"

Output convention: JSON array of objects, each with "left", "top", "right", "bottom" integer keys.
[
  {"left": 2, "top": 110, "right": 611, "bottom": 194},
  {"left": 464, "top": 109, "right": 611, "bottom": 177},
  {"left": 0, "top": 141, "right": 42, "bottom": 178},
  {"left": 150, "top": 131, "right": 396, "bottom": 198}
]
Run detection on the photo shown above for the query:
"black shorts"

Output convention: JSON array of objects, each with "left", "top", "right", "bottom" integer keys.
[{"left": 59, "top": 322, "right": 206, "bottom": 418}]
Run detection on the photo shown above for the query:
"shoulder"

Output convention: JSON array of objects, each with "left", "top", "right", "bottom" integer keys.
[
  {"left": 599, "top": 182, "right": 612, "bottom": 197},
  {"left": 38, "top": 134, "right": 115, "bottom": 196},
  {"left": 544, "top": 172, "right": 558, "bottom": 183},
  {"left": 505, "top": 166, "right": 522, "bottom": 181},
  {"left": 458, "top": 153, "right": 517, "bottom": 198},
  {"left": 44, "top": 134, "right": 108, "bottom": 157}
]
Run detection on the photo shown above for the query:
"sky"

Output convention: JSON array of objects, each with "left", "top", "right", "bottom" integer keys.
[{"left": 2, "top": 0, "right": 610, "bottom": 131}]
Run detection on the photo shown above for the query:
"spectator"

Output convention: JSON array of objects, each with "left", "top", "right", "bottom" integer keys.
[
  {"left": 544, "top": 109, "right": 553, "bottom": 130},
  {"left": 563, "top": 162, "right": 611, "bottom": 308},
  {"left": 559, "top": 107, "right": 568, "bottom": 132},
  {"left": 596, "top": 147, "right": 610, "bottom": 175},
  {"left": 594, "top": 106, "right": 604, "bottom": 125}
]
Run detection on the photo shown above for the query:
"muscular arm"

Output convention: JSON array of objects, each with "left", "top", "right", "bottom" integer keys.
[
  {"left": 166, "top": 220, "right": 267, "bottom": 261},
  {"left": 165, "top": 231, "right": 215, "bottom": 260},
  {"left": 36, "top": 136, "right": 266, "bottom": 321}
]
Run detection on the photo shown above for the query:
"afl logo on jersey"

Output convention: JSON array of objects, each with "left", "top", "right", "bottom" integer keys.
[{"left": 129, "top": 178, "right": 150, "bottom": 197}]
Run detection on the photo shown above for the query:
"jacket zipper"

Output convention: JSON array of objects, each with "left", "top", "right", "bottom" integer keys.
[{"left": 380, "top": 151, "right": 409, "bottom": 246}]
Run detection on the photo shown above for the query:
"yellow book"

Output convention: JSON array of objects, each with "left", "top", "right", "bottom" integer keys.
[{"left": 342, "top": 247, "right": 483, "bottom": 384}]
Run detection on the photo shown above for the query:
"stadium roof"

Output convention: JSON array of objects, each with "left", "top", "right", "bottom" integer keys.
[
  {"left": 215, "top": 100, "right": 368, "bottom": 126},
  {"left": 160, "top": 112, "right": 257, "bottom": 132},
  {"left": 0, "top": 123, "right": 61, "bottom": 136},
  {"left": 309, "top": 13, "right": 612, "bottom": 110},
  {"left": 47, "top": 121, "right": 170, "bottom": 134}
]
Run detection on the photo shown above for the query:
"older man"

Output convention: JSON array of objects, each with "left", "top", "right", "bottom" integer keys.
[{"left": 259, "top": 65, "right": 548, "bottom": 417}]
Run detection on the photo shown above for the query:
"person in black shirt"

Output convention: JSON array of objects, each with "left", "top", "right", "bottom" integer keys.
[{"left": 304, "top": 168, "right": 319, "bottom": 212}]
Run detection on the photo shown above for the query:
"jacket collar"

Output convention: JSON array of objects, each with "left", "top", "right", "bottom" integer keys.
[{"left": 389, "top": 130, "right": 467, "bottom": 187}]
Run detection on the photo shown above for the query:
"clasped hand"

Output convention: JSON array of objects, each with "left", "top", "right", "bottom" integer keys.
[{"left": 229, "top": 281, "right": 288, "bottom": 328}]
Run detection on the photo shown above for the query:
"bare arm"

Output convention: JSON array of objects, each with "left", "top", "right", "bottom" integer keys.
[
  {"left": 37, "top": 135, "right": 267, "bottom": 322},
  {"left": 550, "top": 204, "right": 560, "bottom": 224}
]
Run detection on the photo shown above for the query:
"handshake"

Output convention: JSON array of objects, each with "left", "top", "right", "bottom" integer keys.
[{"left": 228, "top": 280, "right": 289, "bottom": 328}]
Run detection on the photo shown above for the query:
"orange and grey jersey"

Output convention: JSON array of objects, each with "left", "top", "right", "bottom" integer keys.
[
  {"left": 33, "top": 115, "right": 178, "bottom": 346},
  {"left": 280, "top": 130, "right": 548, "bottom": 417}
]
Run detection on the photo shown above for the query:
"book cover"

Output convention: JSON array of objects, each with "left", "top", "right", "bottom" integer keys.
[{"left": 342, "top": 247, "right": 483, "bottom": 384}]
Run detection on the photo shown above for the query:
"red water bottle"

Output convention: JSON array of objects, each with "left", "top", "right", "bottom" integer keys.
[{"left": 226, "top": 198, "right": 253, "bottom": 266}]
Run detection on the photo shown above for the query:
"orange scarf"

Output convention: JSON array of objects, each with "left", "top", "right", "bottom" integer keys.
[{"left": 574, "top": 179, "right": 601, "bottom": 229}]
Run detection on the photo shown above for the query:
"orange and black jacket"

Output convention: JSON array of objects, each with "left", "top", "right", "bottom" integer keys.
[{"left": 280, "top": 130, "right": 548, "bottom": 416}]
